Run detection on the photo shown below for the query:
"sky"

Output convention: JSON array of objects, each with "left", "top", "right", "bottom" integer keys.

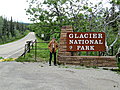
[
  {"left": 0, "top": 0, "right": 111, "bottom": 23},
  {"left": 0, "top": 0, "right": 30, "bottom": 23}
]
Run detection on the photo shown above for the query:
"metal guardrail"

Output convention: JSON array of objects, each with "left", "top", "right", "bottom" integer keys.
[
  {"left": 20, "top": 39, "right": 49, "bottom": 61},
  {"left": 20, "top": 40, "right": 35, "bottom": 57}
]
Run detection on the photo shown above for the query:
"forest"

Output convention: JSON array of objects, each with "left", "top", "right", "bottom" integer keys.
[
  {"left": 0, "top": 16, "right": 29, "bottom": 44},
  {"left": 26, "top": 0, "right": 120, "bottom": 56}
]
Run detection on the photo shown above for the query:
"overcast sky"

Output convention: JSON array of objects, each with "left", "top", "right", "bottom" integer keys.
[
  {"left": 0, "top": 0, "right": 111, "bottom": 23},
  {"left": 0, "top": 0, "right": 30, "bottom": 23}
]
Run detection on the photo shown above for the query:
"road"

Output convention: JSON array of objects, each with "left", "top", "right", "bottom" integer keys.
[
  {"left": 0, "top": 32, "right": 36, "bottom": 58},
  {"left": 0, "top": 32, "right": 120, "bottom": 90},
  {"left": 0, "top": 62, "right": 120, "bottom": 90}
]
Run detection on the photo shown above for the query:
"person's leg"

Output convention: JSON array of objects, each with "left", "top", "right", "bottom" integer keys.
[
  {"left": 49, "top": 52, "right": 52, "bottom": 66},
  {"left": 54, "top": 52, "right": 57, "bottom": 66}
]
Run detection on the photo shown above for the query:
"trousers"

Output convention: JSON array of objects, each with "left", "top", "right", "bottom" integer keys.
[{"left": 49, "top": 51, "right": 56, "bottom": 65}]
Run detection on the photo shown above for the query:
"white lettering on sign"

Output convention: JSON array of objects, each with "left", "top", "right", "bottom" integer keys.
[
  {"left": 77, "top": 46, "right": 95, "bottom": 50},
  {"left": 69, "top": 40, "right": 103, "bottom": 44},
  {"left": 93, "top": 34, "right": 97, "bottom": 38},
  {"left": 98, "top": 34, "right": 103, "bottom": 38},
  {"left": 69, "top": 40, "right": 73, "bottom": 44},
  {"left": 84, "top": 34, "right": 89, "bottom": 38},
  {"left": 69, "top": 33, "right": 103, "bottom": 38},
  {"left": 69, "top": 34, "right": 73, "bottom": 38},
  {"left": 75, "top": 34, "right": 79, "bottom": 38}
]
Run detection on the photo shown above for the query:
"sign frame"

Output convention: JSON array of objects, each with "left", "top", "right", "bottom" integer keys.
[{"left": 67, "top": 32, "right": 106, "bottom": 52}]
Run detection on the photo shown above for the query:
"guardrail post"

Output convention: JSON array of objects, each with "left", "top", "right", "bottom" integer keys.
[
  {"left": 24, "top": 44, "right": 27, "bottom": 58},
  {"left": 32, "top": 41, "right": 34, "bottom": 49},
  {"left": 35, "top": 39, "right": 37, "bottom": 61},
  {"left": 111, "top": 46, "right": 114, "bottom": 56},
  {"left": 26, "top": 41, "right": 31, "bottom": 53}
]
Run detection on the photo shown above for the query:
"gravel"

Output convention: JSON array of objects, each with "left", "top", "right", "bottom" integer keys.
[{"left": 0, "top": 62, "right": 120, "bottom": 90}]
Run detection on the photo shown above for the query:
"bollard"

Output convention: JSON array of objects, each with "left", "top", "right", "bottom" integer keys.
[
  {"left": 24, "top": 44, "right": 27, "bottom": 57},
  {"left": 35, "top": 39, "right": 37, "bottom": 61}
]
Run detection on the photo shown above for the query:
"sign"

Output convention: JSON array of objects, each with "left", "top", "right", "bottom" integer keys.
[{"left": 67, "top": 32, "right": 105, "bottom": 51}]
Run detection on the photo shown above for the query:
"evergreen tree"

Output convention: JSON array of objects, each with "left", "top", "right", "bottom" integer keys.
[{"left": 10, "top": 17, "right": 15, "bottom": 37}]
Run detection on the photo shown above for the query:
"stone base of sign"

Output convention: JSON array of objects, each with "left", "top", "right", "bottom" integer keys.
[
  {"left": 58, "top": 26, "right": 73, "bottom": 57},
  {"left": 58, "top": 26, "right": 117, "bottom": 67},
  {"left": 58, "top": 56, "right": 117, "bottom": 67}
]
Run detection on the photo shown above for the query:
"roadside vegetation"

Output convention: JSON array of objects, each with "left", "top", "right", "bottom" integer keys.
[
  {"left": 0, "top": 16, "right": 30, "bottom": 45},
  {"left": 15, "top": 36, "right": 51, "bottom": 62},
  {"left": 0, "top": 58, "right": 15, "bottom": 62},
  {"left": 0, "top": 57, "right": 4, "bottom": 59}
]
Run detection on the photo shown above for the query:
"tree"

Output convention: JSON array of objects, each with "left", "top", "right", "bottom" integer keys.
[
  {"left": 0, "top": 16, "right": 4, "bottom": 42},
  {"left": 10, "top": 17, "right": 15, "bottom": 37},
  {"left": 26, "top": 0, "right": 120, "bottom": 55},
  {"left": 0, "top": 16, "right": 29, "bottom": 44}
]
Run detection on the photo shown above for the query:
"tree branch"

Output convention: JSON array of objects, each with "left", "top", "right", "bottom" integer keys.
[
  {"left": 109, "top": 34, "right": 119, "bottom": 51},
  {"left": 106, "top": 15, "right": 120, "bottom": 25}
]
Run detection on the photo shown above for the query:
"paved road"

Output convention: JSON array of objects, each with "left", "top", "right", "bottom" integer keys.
[
  {"left": 0, "top": 62, "right": 120, "bottom": 90},
  {"left": 0, "top": 32, "right": 36, "bottom": 58}
]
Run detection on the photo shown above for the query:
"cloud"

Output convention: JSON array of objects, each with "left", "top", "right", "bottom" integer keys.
[
  {"left": 0, "top": 0, "right": 112, "bottom": 23},
  {"left": 0, "top": 0, "right": 31, "bottom": 23}
]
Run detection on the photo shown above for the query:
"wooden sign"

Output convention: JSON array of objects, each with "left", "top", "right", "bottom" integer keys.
[{"left": 67, "top": 32, "right": 105, "bottom": 51}]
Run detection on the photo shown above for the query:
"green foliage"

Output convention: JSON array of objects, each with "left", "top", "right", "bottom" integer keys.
[
  {"left": 16, "top": 53, "right": 36, "bottom": 62},
  {"left": 88, "top": 8, "right": 92, "bottom": 12},
  {"left": 111, "top": 0, "right": 120, "bottom": 5},
  {"left": 26, "top": 0, "right": 120, "bottom": 55},
  {"left": 16, "top": 36, "right": 50, "bottom": 62},
  {"left": 0, "top": 57, "right": 4, "bottom": 59},
  {"left": 35, "top": 37, "right": 50, "bottom": 62},
  {"left": 3, "top": 58, "right": 15, "bottom": 62},
  {"left": 0, "top": 16, "right": 30, "bottom": 44}
]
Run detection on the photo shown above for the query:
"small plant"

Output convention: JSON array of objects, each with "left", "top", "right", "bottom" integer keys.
[
  {"left": 103, "top": 68, "right": 109, "bottom": 70},
  {"left": 118, "top": 63, "right": 120, "bottom": 69},
  {"left": 0, "top": 57, "right": 4, "bottom": 59},
  {"left": 86, "top": 66, "right": 91, "bottom": 68},
  {"left": 75, "top": 67, "right": 82, "bottom": 69},
  {"left": 92, "top": 66, "right": 99, "bottom": 69},
  {"left": 2, "top": 58, "right": 15, "bottom": 62},
  {"left": 80, "top": 64, "right": 84, "bottom": 66}
]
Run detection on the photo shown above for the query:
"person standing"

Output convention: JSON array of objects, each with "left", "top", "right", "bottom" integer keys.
[{"left": 48, "top": 38, "right": 58, "bottom": 66}]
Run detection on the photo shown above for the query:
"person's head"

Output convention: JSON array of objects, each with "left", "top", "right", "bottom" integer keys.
[{"left": 52, "top": 37, "right": 56, "bottom": 42}]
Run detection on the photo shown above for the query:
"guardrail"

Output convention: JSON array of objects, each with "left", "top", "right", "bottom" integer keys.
[
  {"left": 19, "top": 40, "right": 49, "bottom": 61},
  {"left": 20, "top": 40, "right": 36, "bottom": 57}
]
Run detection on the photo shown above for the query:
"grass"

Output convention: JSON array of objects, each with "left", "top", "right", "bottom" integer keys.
[
  {"left": 16, "top": 36, "right": 51, "bottom": 62},
  {"left": 0, "top": 58, "right": 16, "bottom": 62},
  {"left": 0, "top": 57, "right": 4, "bottom": 59},
  {"left": 36, "top": 37, "right": 50, "bottom": 62}
]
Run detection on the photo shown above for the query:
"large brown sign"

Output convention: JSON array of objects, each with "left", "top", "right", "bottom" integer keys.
[{"left": 67, "top": 32, "right": 105, "bottom": 51}]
